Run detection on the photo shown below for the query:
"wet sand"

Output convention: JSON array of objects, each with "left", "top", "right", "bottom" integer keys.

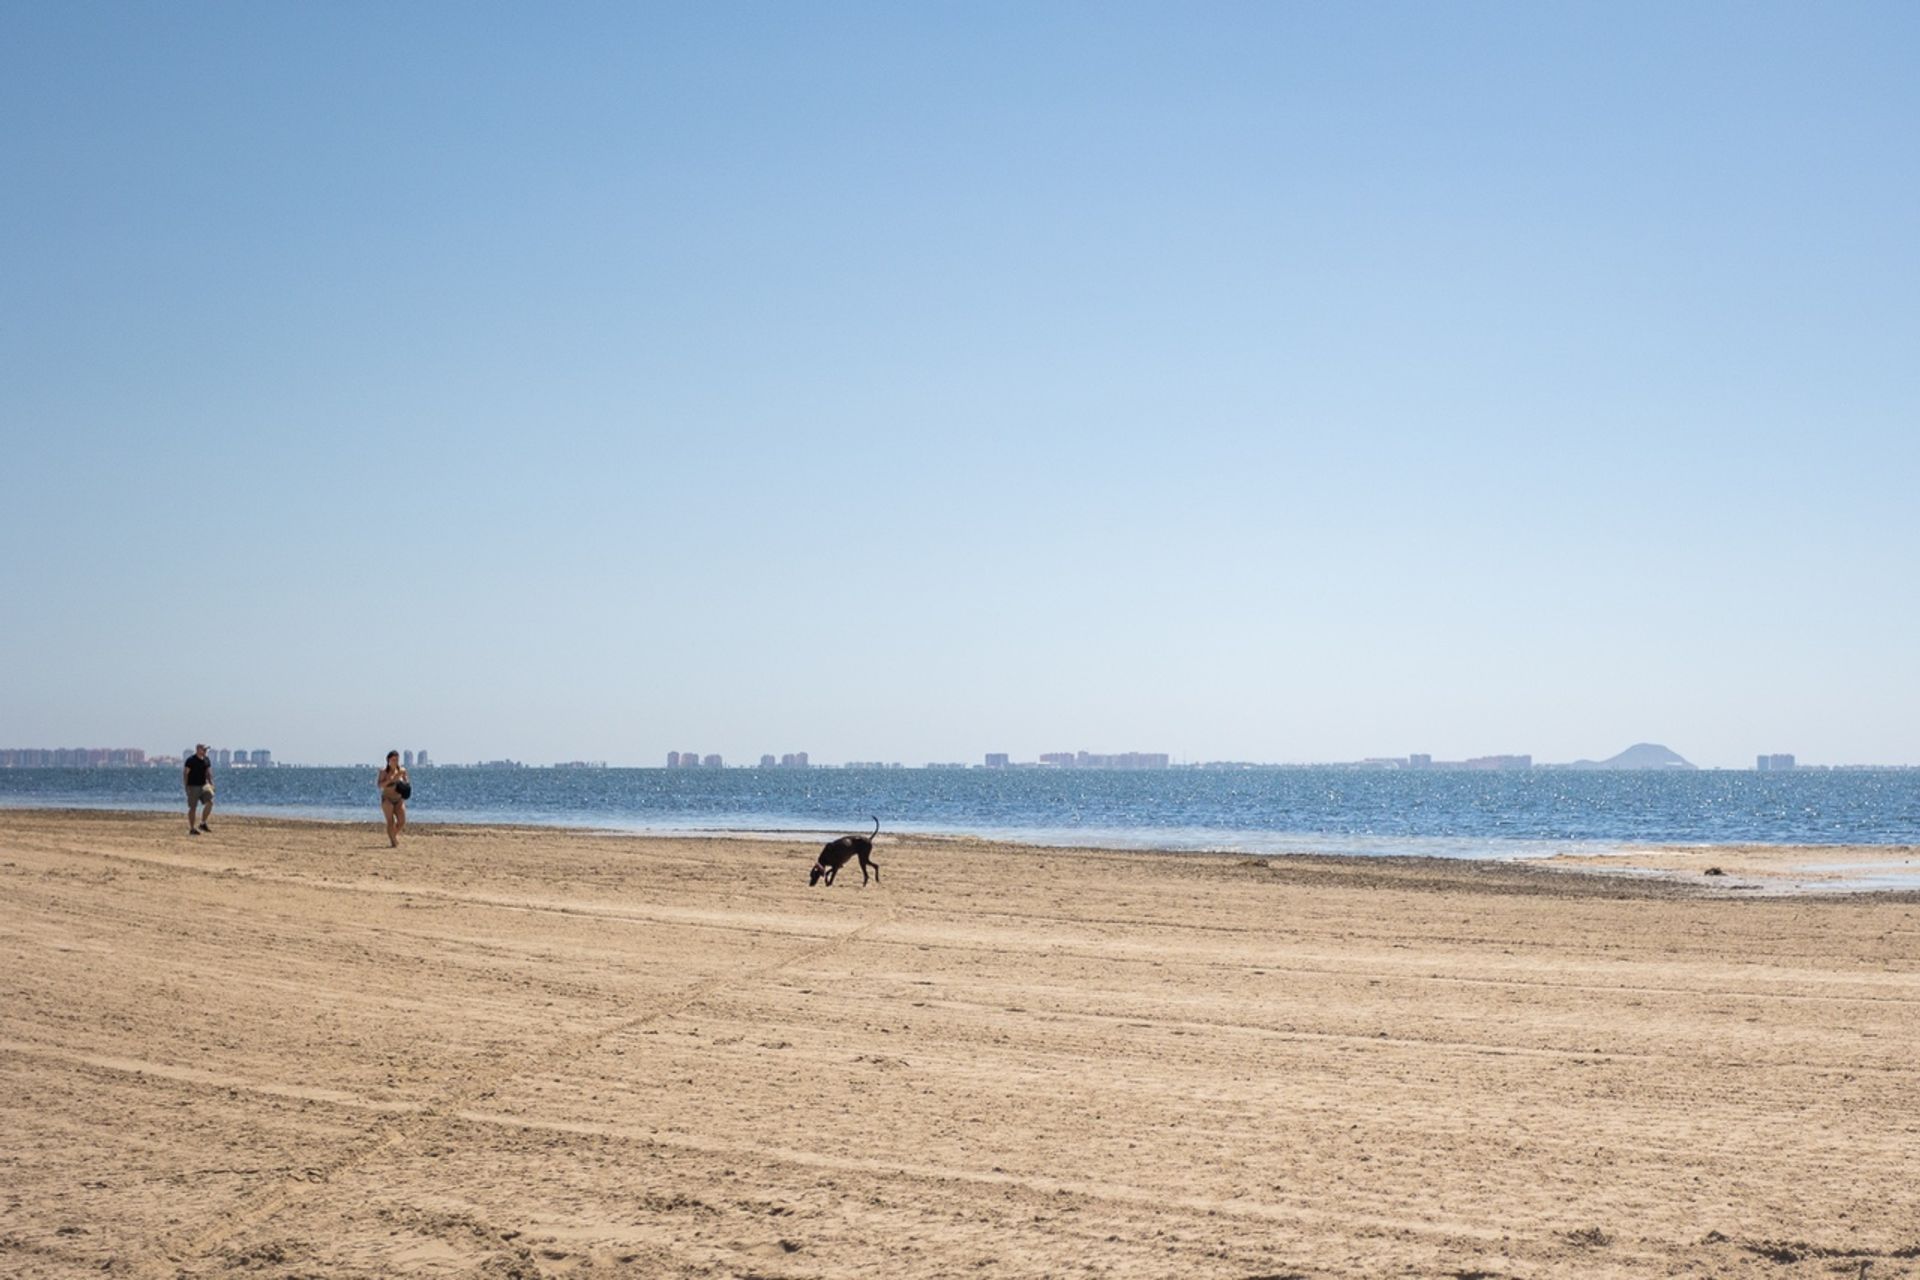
[
  {"left": 1530, "top": 842, "right": 1920, "bottom": 895},
  {"left": 2, "top": 809, "right": 1917, "bottom": 1278}
]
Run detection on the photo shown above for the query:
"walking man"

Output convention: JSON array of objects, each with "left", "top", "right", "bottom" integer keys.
[{"left": 184, "top": 744, "right": 214, "bottom": 834}]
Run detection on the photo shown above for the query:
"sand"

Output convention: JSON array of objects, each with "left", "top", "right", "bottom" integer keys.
[{"left": 2, "top": 810, "right": 1917, "bottom": 1279}]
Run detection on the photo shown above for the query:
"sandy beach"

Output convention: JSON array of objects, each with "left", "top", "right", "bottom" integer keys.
[{"left": 2, "top": 810, "right": 1916, "bottom": 1279}]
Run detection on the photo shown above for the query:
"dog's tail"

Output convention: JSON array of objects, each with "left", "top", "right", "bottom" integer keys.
[{"left": 869, "top": 815, "right": 880, "bottom": 840}]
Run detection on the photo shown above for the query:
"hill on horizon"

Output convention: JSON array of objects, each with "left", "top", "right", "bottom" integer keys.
[{"left": 1564, "top": 743, "right": 1696, "bottom": 770}]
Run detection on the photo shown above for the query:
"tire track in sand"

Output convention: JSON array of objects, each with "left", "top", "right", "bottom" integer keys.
[{"left": 130, "top": 886, "right": 899, "bottom": 1278}]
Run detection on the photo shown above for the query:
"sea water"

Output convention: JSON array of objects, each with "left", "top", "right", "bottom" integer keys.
[{"left": 2, "top": 766, "right": 1915, "bottom": 857}]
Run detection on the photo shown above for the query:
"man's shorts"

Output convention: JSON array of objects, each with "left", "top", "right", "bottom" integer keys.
[{"left": 187, "top": 783, "right": 213, "bottom": 803}]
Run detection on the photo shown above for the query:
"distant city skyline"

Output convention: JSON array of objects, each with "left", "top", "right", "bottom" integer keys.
[
  {"left": 0, "top": 746, "right": 276, "bottom": 768},
  {"left": 4, "top": 6, "right": 1915, "bottom": 773},
  {"left": 1, "top": 740, "right": 1903, "bottom": 772}
]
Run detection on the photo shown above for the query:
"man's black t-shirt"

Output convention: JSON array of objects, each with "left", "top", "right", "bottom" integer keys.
[{"left": 185, "top": 755, "right": 212, "bottom": 787}]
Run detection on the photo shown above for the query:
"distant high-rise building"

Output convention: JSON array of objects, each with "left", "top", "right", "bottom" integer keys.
[
  {"left": 254, "top": 749, "right": 271, "bottom": 767},
  {"left": 1072, "top": 751, "right": 1170, "bottom": 769},
  {"left": 1409, "top": 753, "right": 1432, "bottom": 769},
  {"left": 403, "top": 750, "right": 414, "bottom": 768},
  {"left": 234, "top": 750, "right": 252, "bottom": 766},
  {"left": 760, "top": 754, "right": 776, "bottom": 768},
  {"left": 1757, "top": 753, "right": 1796, "bottom": 772},
  {"left": 215, "top": 748, "right": 232, "bottom": 768},
  {"left": 1, "top": 748, "right": 147, "bottom": 767},
  {"left": 416, "top": 749, "right": 430, "bottom": 767},
  {"left": 702, "top": 754, "right": 722, "bottom": 768},
  {"left": 667, "top": 752, "right": 681, "bottom": 768},
  {"left": 985, "top": 753, "right": 1010, "bottom": 768}
]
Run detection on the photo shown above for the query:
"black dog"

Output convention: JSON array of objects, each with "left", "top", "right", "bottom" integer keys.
[{"left": 810, "top": 817, "right": 881, "bottom": 887}]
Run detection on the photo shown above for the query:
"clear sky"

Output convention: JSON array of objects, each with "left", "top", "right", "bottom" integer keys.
[{"left": 3, "top": 2, "right": 1915, "bottom": 768}]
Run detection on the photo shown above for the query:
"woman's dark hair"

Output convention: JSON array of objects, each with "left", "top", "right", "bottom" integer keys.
[{"left": 387, "top": 750, "right": 400, "bottom": 761}]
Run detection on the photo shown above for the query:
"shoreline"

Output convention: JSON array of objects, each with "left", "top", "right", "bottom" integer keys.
[
  {"left": 6, "top": 768, "right": 1919, "bottom": 861},
  {"left": 6, "top": 804, "right": 1918, "bottom": 897}
]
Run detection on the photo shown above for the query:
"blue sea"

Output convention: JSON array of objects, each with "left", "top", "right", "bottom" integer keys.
[{"left": 2, "top": 766, "right": 1915, "bottom": 858}]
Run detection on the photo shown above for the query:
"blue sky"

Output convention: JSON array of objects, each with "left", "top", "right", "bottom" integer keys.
[{"left": 3, "top": 2, "right": 1915, "bottom": 767}]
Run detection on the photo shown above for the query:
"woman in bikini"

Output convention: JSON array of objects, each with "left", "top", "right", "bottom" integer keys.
[{"left": 377, "top": 750, "right": 409, "bottom": 847}]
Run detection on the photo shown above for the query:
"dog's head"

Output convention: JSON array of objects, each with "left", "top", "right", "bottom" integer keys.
[{"left": 808, "top": 862, "right": 825, "bottom": 887}]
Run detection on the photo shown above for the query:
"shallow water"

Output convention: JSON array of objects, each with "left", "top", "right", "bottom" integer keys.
[{"left": 3, "top": 765, "right": 1915, "bottom": 857}]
